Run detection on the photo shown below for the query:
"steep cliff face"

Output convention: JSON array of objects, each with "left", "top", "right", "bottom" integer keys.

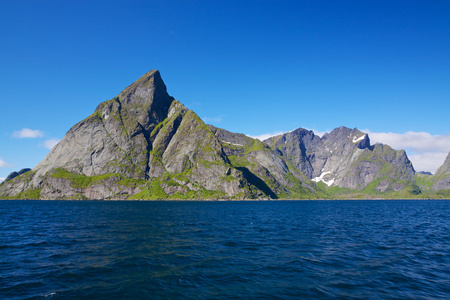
[
  {"left": 265, "top": 126, "right": 416, "bottom": 192},
  {"left": 320, "top": 127, "right": 372, "bottom": 188},
  {"left": 263, "top": 128, "right": 327, "bottom": 179},
  {"left": 339, "top": 144, "right": 415, "bottom": 192},
  {"left": 143, "top": 102, "right": 252, "bottom": 198}
]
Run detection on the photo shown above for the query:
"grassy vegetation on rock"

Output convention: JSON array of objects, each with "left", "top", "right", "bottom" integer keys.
[{"left": 50, "top": 168, "right": 120, "bottom": 188}]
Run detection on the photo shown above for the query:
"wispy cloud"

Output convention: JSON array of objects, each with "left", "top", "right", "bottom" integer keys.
[
  {"left": 0, "top": 177, "right": 5, "bottom": 183},
  {"left": 202, "top": 116, "right": 223, "bottom": 124},
  {"left": 0, "top": 158, "right": 11, "bottom": 168},
  {"left": 44, "top": 139, "right": 60, "bottom": 150},
  {"left": 12, "top": 128, "right": 44, "bottom": 138}
]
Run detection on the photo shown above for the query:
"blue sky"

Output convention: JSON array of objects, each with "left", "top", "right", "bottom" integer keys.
[{"left": 1, "top": 0, "right": 449, "bottom": 180}]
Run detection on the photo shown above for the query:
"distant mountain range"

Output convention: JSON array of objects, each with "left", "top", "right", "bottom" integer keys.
[{"left": 1, "top": 70, "right": 449, "bottom": 200}]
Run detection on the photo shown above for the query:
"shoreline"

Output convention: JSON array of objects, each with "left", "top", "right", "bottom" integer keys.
[{"left": 1, "top": 198, "right": 449, "bottom": 201}]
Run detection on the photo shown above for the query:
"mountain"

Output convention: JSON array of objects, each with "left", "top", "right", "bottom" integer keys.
[
  {"left": 0, "top": 70, "right": 447, "bottom": 199},
  {"left": 1, "top": 70, "right": 264, "bottom": 200},
  {"left": 265, "top": 127, "right": 417, "bottom": 194},
  {"left": 207, "top": 125, "right": 315, "bottom": 199},
  {"left": 1, "top": 70, "right": 314, "bottom": 200}
]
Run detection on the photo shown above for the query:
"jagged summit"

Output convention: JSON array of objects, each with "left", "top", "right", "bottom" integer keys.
[
  {"left": 97, "top": 69, "right": 174, "bottom": 127},
  {"left": 322, "top": 127, "right": 370, "bottom": 149},
  {"left": 117, "top": 70, "right": 171, "bottom": 104}
]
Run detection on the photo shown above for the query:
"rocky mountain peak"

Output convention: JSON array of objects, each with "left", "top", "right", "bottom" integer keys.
[
  {"left": 30, "top": 70, "right": 176, "bottom": 180},
  {"left": 116, "top": 69, "right": 174, "bottom": 126},
  {"left": 118, "top": 70, "right": 167, "bottom": 101},
  {"left": 322, "top": 126, "right": 369, "bottom": 149},
  {"left": 91, "top": 70, "right": 175, "bottom": 131}
]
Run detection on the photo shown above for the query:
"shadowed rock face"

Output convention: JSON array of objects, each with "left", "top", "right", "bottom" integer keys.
[{"left": 431, "top": 151, "right": 450, "bottom": 191}]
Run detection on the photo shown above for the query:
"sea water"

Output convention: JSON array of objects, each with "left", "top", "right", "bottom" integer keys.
[{"left": 1, "top": 200, "right": 449, "bottom": 299}]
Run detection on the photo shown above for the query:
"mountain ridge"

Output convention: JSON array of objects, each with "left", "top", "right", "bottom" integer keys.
[{"left": 1, "top": 70, "right": 449, "bottom": 199}]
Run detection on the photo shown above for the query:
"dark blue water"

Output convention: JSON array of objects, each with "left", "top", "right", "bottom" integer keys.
[{"left": 1, "top": 200, "right": 449, "bottom": 299}]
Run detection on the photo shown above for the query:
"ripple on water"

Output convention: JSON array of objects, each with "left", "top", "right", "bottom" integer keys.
[{"left": 0, "top": 200, "right": 449, "bottom": 299}]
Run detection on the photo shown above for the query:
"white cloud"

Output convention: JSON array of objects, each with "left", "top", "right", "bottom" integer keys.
[
  {"left": 363, "top": 130, "right": 450, "bottom": 173},
  {"left": 12, "top": 128, "right": 44, "bottom": 138},
  {"left": 0, "top": 177, "right": 5, "bottom": 183},
  {"left": 44, "top": 139, "right": 60, "bottom": 150},
  {"left": 202, "top": 116, "right": 223, "bottom": 123},
  {"left": 247, "top": 131, "right": 286, "bottom": 141},
  {"left": 0, "top": 159, "right": 11, "bottom": 168},
  {"left": 366, "top": 131, "right": 450, "bottom": 153},
  {"left": 408, "top": 152, "right": 448, "bottom": 174}
]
